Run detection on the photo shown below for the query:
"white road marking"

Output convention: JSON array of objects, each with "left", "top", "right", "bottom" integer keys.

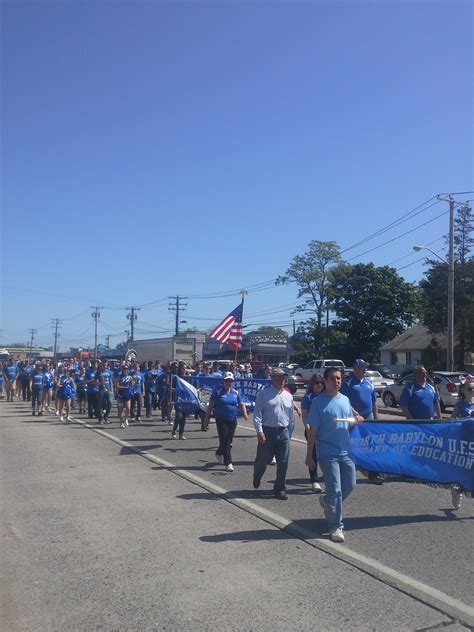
[{"left": 67, "top": 414, "right": 473, "bottom": 623}]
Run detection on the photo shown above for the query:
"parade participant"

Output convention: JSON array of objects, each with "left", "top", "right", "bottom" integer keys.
[
  {"left": 0, "top": 365, "right": 3, "bottom": 398},
  {"left": 252, "top": 368, "right": 295, "bottom": 500},
  {"left": 43, "top": 362, "right": 55, "bottom": 410},
  {"left": 341, "top": 358, "right": 382, "bottom": 484},
  {"left": 449, "top": 377, "right": 474, "bottom": 509},
  {"left": 3, "top": 357, "right": 18, "bottom": 402},
  {"left": 301, "top": 375, "right": 325, "bottom": 492},
  {"left": 157, "top": 365, "right": 172, "bottom": 423},
  {"left": 85, "top": 360, "right": 99, "bottom": 419},
  {"left": 203, "top": 372, "right": 248, "bottom": 472},
  {"left": 172, "top": 361, "right": 188, "bottom": 439},
  {"left": 18, "top": 360, "right": 32, "bottom": 402},
  {"left": 30, "top": 363, "right": 46, "bottom": 415},
  {"left": 211, "top": 361, "right": 222, "bottom": 377},
  {"left": 74, "top": 366, "right": 87, "bottom": 414},
  {"left": 56, "top": 368, "right": 76, "bottom": 422},
  {"left": 306, "top": 367, "right": 364, "bottom": 543},
  {"left": 399, "top": 365, "right": 441, "bottom": 420},
  {"left": 95, "top": 360, "right": 113, "bottom": 424},
  {"left": 130, "top": 360, "right": 144, "bottom": 423},
  {"left": 143, "top": 361, "right": 158, "bottom": 418},
  {"left": 115, "top": 363, "right": 133, "bottom": 428}
]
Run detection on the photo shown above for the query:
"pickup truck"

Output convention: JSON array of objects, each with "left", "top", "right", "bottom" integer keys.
[{"left": 295, "top": 359, "right": 346, "bottom": 384}]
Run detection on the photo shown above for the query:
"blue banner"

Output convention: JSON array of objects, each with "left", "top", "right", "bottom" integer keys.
[
  {"left": 350, "top": 419, "right": 474, "bottom": 491},
  {"left": 183, "top": 376, "right": 271, "bottom": 413},
  {"left": 174, "top": 376, "right": 202, "bottom": 415}
]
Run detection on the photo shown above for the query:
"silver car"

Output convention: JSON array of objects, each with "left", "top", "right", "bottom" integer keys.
[
  {"left": 381, "top": 372, "right": 464, "bottom": 411},
  {"left": 365, "top": 370, "right": 395, "bottom": 395}
]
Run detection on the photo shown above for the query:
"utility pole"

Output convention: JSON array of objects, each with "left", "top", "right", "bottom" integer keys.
[
  {"left": 437, "top": 195, "right": 460, "bottom": 371},
  {"left": 168, "top": 296, "right": 188, "bottom": 337},
  {"left": 28, "top": 328, "right": 38, "bottom": 359},
  {"left": 91, "top": 306, "right": 102, "bottom": 360},
  {"left": 105, "top": 335, "right": 110, "bottom": 349},
  {"left": 126, "top": 306, "right": 140, "bottom": 342},
  {"left": 51, "top": 318, "right": 62, "bottom": 360}
]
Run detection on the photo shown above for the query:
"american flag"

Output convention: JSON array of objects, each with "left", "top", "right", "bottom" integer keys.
[{"left": 208, "top": 301, "right": 244, "bottom": 350}]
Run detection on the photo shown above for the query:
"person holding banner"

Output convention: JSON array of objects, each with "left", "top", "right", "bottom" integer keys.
[
  {"left": 341, "top": 359, "right": 382, "bottom": 485},
  {"left": 449, "top": 377, "right": 474, "bottom": 509},
  {"left": 305, "top": 367, "right": 363, "bottom": 543},
  {"left": 203, "top": 372, "right": 248, "bottom": 472},
  {"left": 399, "top": 365, "right": 441, "bottom": 420},
  {"left": 172, "top": 362, "right": 188, "bottom": 439},
  {"left": 252, "top": 368, "right": 295, "bottom": 500}
]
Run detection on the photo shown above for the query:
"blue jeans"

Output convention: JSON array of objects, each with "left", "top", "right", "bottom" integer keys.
[
  {"left": 144, "top": 391, "right": 154, "bottom": 416},
  {"left": 253, "top": 426, "right": 290, "bottom": 493},
  {"left": 31, "top": 388, "right": 44, "bottom": 411},
  {"left": 318, "top": 454, "right": 356, "bottom": 531}
]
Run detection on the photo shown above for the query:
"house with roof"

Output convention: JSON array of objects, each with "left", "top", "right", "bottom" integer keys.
[{"left": 380, "top": 324, "right": 473, "bottom": 373}]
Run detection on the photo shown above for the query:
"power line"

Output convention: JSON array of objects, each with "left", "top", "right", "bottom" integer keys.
[{"left": 345, "top": 208, "right": 449, "bottom": 263}]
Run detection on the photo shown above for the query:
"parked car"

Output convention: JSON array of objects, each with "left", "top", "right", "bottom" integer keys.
[
  {"left": 368, "top": 364, "right": 399, "bottom": 379},
  {"left": 364, "top": 370, "right": 395, "bottom": 395},
  {"left": 381, "top": 372, "right": 466, "bottom": 411},
  {"left": 253, "top": 366, "right": 303, "bottom": 394},
  {"left": 296, "top": 359, "right": 345, "bottom": 383}
]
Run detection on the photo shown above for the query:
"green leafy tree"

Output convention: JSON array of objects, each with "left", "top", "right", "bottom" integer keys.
[
  {"left": 276, "top": 240, "right": 341, "bottom": 353},
  {"left": 330, "top": 263, "right": 419, "bottom": 362},
  {"left": 248, "top": 326, "right": 287, "bottom": 336}
]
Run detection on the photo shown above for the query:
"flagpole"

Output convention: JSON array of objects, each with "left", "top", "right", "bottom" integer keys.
[{"left": 236, "top": 289, "right": 247, "bottom": 364}]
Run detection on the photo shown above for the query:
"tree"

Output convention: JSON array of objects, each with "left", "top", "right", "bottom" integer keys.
[
  {"left": 330, "top": 263, "right": 420, "bottom": 362},
  {"left": 276, "top": 240, "right": 341, "bottom": 353},
  {"left": 420, "top": 205, "right": 474, "bottom": 368},
  {"left": 248, "top": 326, "right": 287, "bottom": 336}
]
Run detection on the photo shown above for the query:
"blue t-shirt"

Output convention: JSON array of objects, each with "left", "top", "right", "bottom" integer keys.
[
  {"left": 210, "top": 387, "right": 242, "bottom": 422},
  {"left": 455, "top": 400, "right": 474, "bottom": 419},
  {"left": 95, "top": 368, "right": 113, "bottom": 392},
  {"left": 399, "top": 381, "right": 438, "bottom": 419},
  {"left": 301, "top": 391, "right": 319, "bottom": 412},
  {"left": 3, "top": 364, "right": 18, "bottom": 381},
  {"left": 307, "top": 392, "right": 354, "bottom": 458},
  {"left": 117, "top": 373, "right": 133, "bottom": 399},
  {"left": 85, "top": 369, "right": 98, "bottom": 394},
  {"left": 143, "top": 369, "right": 157, "bottom": 393},
  {"left": 31, "top": 372, "right": 46, "bottom": 389},
  {"left": 340, "top": 377, "right": 376, "bottom": 419},
  {"left": 75, "top": 374, "right": 86, "bottom": 391},
  {"left": 132, "top": 371, "right": 143, "bottom": 394}
]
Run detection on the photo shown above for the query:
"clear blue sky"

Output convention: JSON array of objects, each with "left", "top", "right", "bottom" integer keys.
[{"left": 1, "top": 0, "right": 473, "bottom": 350}]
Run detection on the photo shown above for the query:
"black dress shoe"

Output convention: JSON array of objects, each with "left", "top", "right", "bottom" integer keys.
[
  {"left": 253, "top": 477, "right": 261, "bottom": 489},
  {"left": 274, "top": 490, "right": 288, "bottom": 500}
]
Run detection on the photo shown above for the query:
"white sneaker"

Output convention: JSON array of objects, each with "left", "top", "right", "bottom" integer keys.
[
  {"left": 330, "top": 527, "right": 345, "bottom": 543},
  {"left": 451, "top": 487, "right": 463, "bottom": 510},
  {"left": 120, "top": 422, "right": 125, "bottom": 429},
  {"left": 60, "top": 416, "right": 64, "bottom": 422},
  {"left": 218, "top": 455, "right": 224, "bottom": 465},
  {"left": 312, "top": 482, "right": 322, "bottom": 493},
  {"left": 66, "top": 416, "right": 71, "bottom": 422},
  {"left": 226, "top": 463, "right": 234, "bottom": 472},
  {"left": 55, "top": 410, "right": 60, "bottom": 416},
  {"left": 270, "top": 456, "right": 277, "bottom": 465},
  {"left": 124, "top": 419, "right": 129, "bottom": 427}
]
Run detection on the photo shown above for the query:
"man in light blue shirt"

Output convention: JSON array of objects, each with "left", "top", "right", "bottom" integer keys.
[
  {"left": 252, "top": 368, "right": 295, "bottom": 500},
  {"left": 306, "top": 367, "right": 363, "bottom": 543}
]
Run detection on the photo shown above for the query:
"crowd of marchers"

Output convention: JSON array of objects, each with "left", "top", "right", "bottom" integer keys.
[{"left": 1, "top": 356, "right": 472, "bottom": 543}]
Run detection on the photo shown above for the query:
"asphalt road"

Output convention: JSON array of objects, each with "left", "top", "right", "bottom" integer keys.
[{"left": 1, "top": 399, "right": 473, "bottom": 631}]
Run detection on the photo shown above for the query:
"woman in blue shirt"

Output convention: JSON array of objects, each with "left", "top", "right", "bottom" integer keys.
[
  {"left": 203, "top": 372, "right": 248, "bottom": 472},
  {"left": 301, "top": 375, "right": 325, "bottom": 492},
  {"left": 449, "top": 378, "right": 474, "bottom": 510},
  {"left": 56, "top": 369, "right": 76, "bottom": 422}
]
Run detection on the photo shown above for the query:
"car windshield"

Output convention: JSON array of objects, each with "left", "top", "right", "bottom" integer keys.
[{"left": 366, "top": 371, "right": 382, "bottom": 378}]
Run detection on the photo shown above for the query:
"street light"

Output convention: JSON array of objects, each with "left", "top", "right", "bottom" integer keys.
[{"left": 413, "top": 244, "right": 454, "bottom": 371}]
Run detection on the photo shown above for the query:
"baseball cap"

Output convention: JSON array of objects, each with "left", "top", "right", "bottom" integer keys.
[
  {"left": 223, "top": 371, "right": 235, "bottom": 381},
  {"left": 353, "top": 358, "right": 368, "bottom": 367},
  {"left": 271, "top": 367, "right": 286, "bottom": 376}
]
